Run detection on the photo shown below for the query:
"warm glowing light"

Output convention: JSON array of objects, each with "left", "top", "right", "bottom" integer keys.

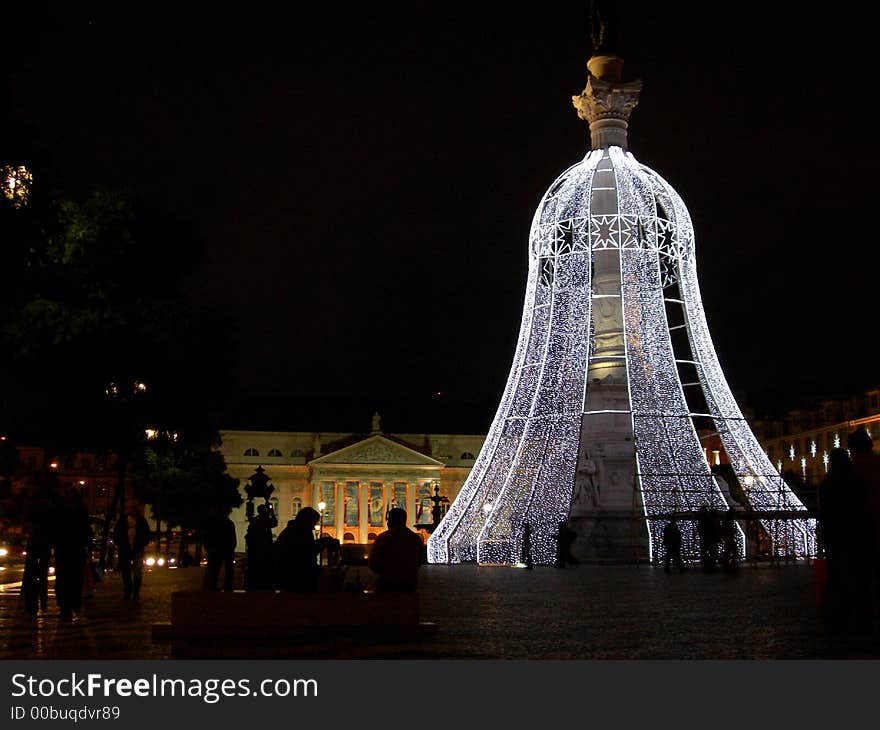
[
  {"left": 0, "top": 548, "right": 7, "bottom": 557},
  {"left": 317, "top": 501, "right": 327, "bottom": 512},
  {"left": 2, "top": 164, "right": 32, "bottom": 208},
  {"left": 145, "top": 557, "right": 156, "bottom": 567},
  {"left": 743, "top": 476, "right": 754, "bottom": 486},
  {"left": 834, "top": 433, "right": 841, "bottom": 448},
  {"left": 144, "top": 428, "right": 158, "bottom": 440},
  {"left": 157, "top": 558, "right": 166, "bottom": 566},
  {"left": 810, "top": 441, "right": 817, "bottom": 458},
  {"left": 78, "top": 480, "right": 86, "bottom": 486},
  {"left": 49, "top": 462, "right": 58, "bottom": 470}
]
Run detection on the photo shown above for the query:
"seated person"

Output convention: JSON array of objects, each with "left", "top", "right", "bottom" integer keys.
[
  {"left": 368, "top": 508, "right": 424, "bottom": 592},
  {"left": 275, "top": 507, "right": 339, "bottom": 591}
]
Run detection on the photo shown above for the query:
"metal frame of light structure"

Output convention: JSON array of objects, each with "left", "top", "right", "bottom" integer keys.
[{"left": 428, "top": 142, "right": 814, "bottom": 565}]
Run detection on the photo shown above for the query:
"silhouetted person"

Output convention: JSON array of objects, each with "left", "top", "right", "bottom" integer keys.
[
  {"left": 662, "top": 518, "right": 686, "bottom": 573},
  {"left": 554, "top": 521, "right": 580, "bottom": 567},
  {"left": 275, "top": 507, "right": 338, "bottom": 591},
  {"left": 53, "top": 481, "right": 92, "bottom": 620},
  {"left": 697, "top": 505, "right": 720, "bottom": 571},
  {"left": 846, "top": 429, "right": 879, "bottom": 632},
  {"left": 818, "top": 448, "right": 861, "bottom": 632},
  {"left": 521, "top": 523, "right": 533, "bottom": 569},
  {"left": 245, "top": 503, "right": 276, "bottom": 591},
  {"left": 21, "top": 475, "right": 54, "bottom": 615},
  {"left": 113, "top": 500, "right": 151, "bottom": 600},
  {"left": 719, "top": 509, "right": 739, "bottom": 573},
  {"left": 203, "top": 504, "right": 237, "bottom": 591},
  {"left": 369, "top": 508, "right": 424, "bottom": 592}
]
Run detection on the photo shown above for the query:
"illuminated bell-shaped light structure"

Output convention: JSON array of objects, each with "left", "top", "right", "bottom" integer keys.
[{"left": 428, "top": 52, "right": 815, "bottom": 565}]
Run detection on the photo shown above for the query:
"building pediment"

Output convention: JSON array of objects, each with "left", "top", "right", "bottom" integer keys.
[{"left": 310, "top": 434, "right": 444, "bottom": 467}]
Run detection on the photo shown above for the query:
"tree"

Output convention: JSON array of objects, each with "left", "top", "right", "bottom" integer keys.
[
  {"left": 131, "top": 433, "right": 242, "bottom": 560},
  {"left": 1, "top": 185, "right": 237, "bottom": 565}
]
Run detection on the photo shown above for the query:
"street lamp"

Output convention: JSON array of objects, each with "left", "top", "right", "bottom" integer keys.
[{"left": 317, "top": 501, "right": 327, "bottom": 537}]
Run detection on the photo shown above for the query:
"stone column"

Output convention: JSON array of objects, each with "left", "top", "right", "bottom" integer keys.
[
  {"left": 407, "top": 484, "right": 416, "bottom": 529},
  {"left": 335, "top": 482, "right": 344, "bottom": 539},
  {"left": 359, "top": 482, "right": 369, "bottom": 544}
]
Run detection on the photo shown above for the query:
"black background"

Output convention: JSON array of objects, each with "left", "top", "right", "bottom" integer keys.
[{"left": 5, "top": 3, "right": 877, "bottom": 432}]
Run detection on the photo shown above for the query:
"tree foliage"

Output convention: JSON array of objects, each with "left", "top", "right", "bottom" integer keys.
[
  {"left": 1, "top": 182, "right": 239, "bottom": 538},
  {"left": 131, "top": 433, "right": 242, "bottom": 533}
]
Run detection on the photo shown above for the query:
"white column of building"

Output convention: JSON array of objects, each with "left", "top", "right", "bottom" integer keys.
[
  {"left": 335, "top": 481, "right": 345, "bottom": 538},
  {"left": 359, "top": 482, "right": 369, "bottom": 544}
]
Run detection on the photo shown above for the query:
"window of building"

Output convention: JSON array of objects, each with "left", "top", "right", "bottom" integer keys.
[
  {"left": 343, "top": 532, "right": 356, "bottom": 544},
  {"left": 267, "top": 449, "right": 283, "bottom": 457},
  {"left": 393, "top": 482, "right": 407, "bottom": 511},
  {"left": 369, "top": 483, "right": 384, "bottom": 527},
  {"left": 318, "top": 482, "right": 335, "bottom": 526},
  {"left": 345, "top": 481, "right": 359, "bottom": 526},
  {"left": 417, "top": 483, "right": 432, "bottom": 524},
  {"left": 460, "top": 452, "right": 475, "bottom": 460},
  {"left": 291, "top": 497, "right": 302, "bottom": 518},
  {"left": 291, "top": 449, "right": 306, "bottom": 457},
  {"left": 243, "top": 448, "right": 259, "bottom": 456}
]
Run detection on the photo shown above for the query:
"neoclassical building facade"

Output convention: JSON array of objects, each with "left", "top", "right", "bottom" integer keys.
[{"left": 220, "top": 416, "right": 485, "bottom": 547}]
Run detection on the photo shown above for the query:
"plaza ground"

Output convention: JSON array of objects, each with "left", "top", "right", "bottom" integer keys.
[{"left": 1, "top": 562, "right": 879, "bottom": 659}]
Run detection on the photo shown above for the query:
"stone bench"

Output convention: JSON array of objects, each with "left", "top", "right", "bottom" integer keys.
[{"left": 151, "top": 590, "right": 437, "bottom": 658}]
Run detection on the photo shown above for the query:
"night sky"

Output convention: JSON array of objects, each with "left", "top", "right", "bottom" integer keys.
[{"left": 4, "top": 3, "right": 877, "bottom": 432}]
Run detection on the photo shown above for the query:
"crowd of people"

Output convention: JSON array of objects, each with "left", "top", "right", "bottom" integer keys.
[
  {"left": 240, "top": 505, "right": 424, "bottom": 593},
  {"left": 19, "top": 484, "right": 425, "bottom": 620}
]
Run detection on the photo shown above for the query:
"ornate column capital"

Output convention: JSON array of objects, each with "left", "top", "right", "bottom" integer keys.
[{"left": 572, "top": 55, "right": 642, "bottom": 150}]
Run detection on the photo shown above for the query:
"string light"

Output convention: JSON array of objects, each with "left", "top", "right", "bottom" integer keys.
[{"left": 429, "top": 110, "right": 813, "bottom": 565}]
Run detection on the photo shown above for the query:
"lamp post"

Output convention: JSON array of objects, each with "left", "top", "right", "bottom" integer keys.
[
  {"left": 317, "top": 501, "right": 326, "bottom": 538},
  {"left": 316, "top": 500, "right": 327, "bottom": 567}
]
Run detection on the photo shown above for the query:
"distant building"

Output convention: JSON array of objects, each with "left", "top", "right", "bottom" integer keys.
[
  {"left": 220, "top": 415, "right": 484, "bottom": 548},
  {"left": 755, "top": 388, "right": 880, "bottom": 490}
]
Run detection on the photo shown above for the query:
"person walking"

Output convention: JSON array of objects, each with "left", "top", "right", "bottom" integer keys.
[
  {"left": 21, "top": 475, "right": 55, "bottom": 615},
  {"left": 368, "top": 508, "right": 424, "bottom": 592},
  {"left": 113, "top": 500, "right": 152, "bottom": 600},
  {"left": 719, "top": 509, "right": 739, "bottom": 573},
  {"left": 203, "top": 504, "right": 237, "bottom": 591},
  {"left": 846, "top": 429, "right": 880, "bottom": 632},
  {"left": 521, "top": 523, "right": 533, "bottom": 570},
  {"left": 696, "top": 505, "right": 720, "bottom": 571},
  {"left": 662, "top": 517, "right": 686, "bottom": 573},
  {"left": 53, "top": 481, "right": 92, "bottom": 620}
]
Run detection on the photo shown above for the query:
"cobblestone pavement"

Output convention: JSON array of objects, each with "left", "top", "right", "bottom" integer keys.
[{"left": 1, "top": 562, "right": 878, "bottom": 659}]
